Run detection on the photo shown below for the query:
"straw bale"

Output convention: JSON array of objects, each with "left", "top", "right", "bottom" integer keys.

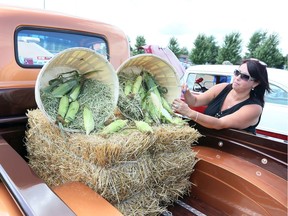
[
  {"left": 68, "top": 130, "right": 155, "bottom": 166},
  {"left": 115, "top": 188, "right": 165, "bottom": 216},
  {"left": 151, "top": 125, "right": 200, "bottom": 155},
  {"left": 25, "top": 109, "right": 201, "bottom": 216}
]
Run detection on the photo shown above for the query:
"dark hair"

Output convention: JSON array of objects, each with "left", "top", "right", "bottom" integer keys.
[{"left": 242, "top": 58, "right": 271, "bottom": 106}]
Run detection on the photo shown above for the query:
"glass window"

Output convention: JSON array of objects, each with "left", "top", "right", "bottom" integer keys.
[
  {"left": 15, "top": 27, "right": 109, "bottom": 67},
  {"left": 185, "top": 73, "right": 196, "bottom": 89},
  {"left": 187, "top": 73, "right": 231, "bottom": 93},
  {"left": 265, "top": 84, "right": 288, "bottom": 105}
]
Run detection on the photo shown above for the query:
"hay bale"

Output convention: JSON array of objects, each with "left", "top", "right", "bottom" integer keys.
[
  {"left": 115, "top": 188, "right": 164, "bottom": 216},
  {"left": 25, "top": 109, "right": 201, "bottom": 216}
]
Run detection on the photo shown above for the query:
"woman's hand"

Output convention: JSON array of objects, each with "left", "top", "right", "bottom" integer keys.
[
  {"left": 181, "top": 83, "right": 195, "bottom": 106},
  {"left": 172, "top": 98, "right": 191, "bottom": 117}
]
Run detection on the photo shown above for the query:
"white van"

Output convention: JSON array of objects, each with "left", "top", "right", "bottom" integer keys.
[{"left": 181, "top": 64, "right": 288, "bottom": 140}]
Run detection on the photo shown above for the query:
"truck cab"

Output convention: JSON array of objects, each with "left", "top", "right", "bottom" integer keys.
[{"left": 0, "top": 5, "right": 130, "bottom": 124}]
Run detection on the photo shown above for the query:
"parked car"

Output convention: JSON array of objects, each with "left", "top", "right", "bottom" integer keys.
[
  {"left": 181, "top": 64, "right": 288, "bottom": 140},
  {"left": 0, "top": 5, "right": 287, "bottom": 216}
]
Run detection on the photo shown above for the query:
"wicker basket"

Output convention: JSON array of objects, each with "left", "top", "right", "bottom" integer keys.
[
  {"left": 116, "top": 54, "right": 181, "bottom": 103},
  {"left": 35, "top": 47, "right": 119, "bottom": 130}
]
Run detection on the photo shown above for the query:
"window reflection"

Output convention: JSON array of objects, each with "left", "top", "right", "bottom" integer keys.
[
  {"left": 16, "top": 28, "right": 109, "bottom": 67},
  {"left": 265, "top": 84, "right": 288, "bottom": 105}
]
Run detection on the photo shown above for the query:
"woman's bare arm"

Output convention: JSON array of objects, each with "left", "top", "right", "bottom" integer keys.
[
  {"left": 173, "top": 100, "right": 262, "bottom": 130},
  {"left": 183, "top": 83, "right": 229, "bottom": 107}
]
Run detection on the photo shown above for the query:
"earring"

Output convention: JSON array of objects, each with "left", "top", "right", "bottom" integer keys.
[{"left": 251, "top": 88, "right": 254, "bottom": 91}]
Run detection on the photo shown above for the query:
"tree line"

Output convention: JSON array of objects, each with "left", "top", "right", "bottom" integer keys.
[{"left": 130, "top": 30, "right": 287, "bottom": 69}]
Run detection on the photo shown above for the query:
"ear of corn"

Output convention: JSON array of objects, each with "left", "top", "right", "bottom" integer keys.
[
  {"left": 171, "top": 116, "right": 188, "bottom": 125},
  {"left": 138, "top": 84, "right": 146, "bottom": 100},
  {"left": 132, "top": 75, "right": 143, "bottom": 94},
  {"left": 69, "top": 82, "right": 82, "bottom": 102},
  {"left": 161, "top": 97, "right": 173, "bottom": 114},
  {"left": 101, "top": 119, "right": 128, "bottom": 134},
  {"left": 83, "top": 106, "right": 95, "bottom": 135},
  {"left": 64, "top": 100, "right": 80, "bottom": 124},
  {"left": 143, "top": 72, "right": 156, "bottom": 90},
  {"left": 57, "top": 95, "right": 69, "bottom": 119},
  {"left": 146, "top": 97, "right": 161, "bottom": 124},
  {"left": 144, "top": 112, "right": 153, "bottom": 124},
  {"left": 118, "top": 69, "right": 184, "bottom": 126},
  {"left": 124, "top": 80, "right": 133, "bottom": 96},
  {"left": 150, "top": 92, "right": 163, "bottom": 113},
  {"left": 161, "top": 108, "right": 173, "bottom": 123},
  {"left": 134, "top": 120, "right": 153, "bottom": 133},
  {"left": 143, "top": 72, "right": 161, "bottom": 99},
  {"left": 43, "top": 79, "right": 63, "bottom": 93},
  {"left": 141, "top": 98, "right": 148, "bottom": 111},
  {"left": 51, "top": 79, "right": 78, "bottom": 98}
]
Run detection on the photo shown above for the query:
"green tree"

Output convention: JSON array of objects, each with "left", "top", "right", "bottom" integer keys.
[
  {"left": 252, "top": 34, "right": 284, "bottom": 68},
  {"left": 205, "top": 36, "right": 219, "bottom": 64},
  {"left": 168, "top": 37, "right": 182, "bottom": 58},
  {"left": 216, "top": 32, "right": 242, "bottom": 64},
  {"left": 132, "top": 35, "right": 146, "bottom": 56},
  {"left": 190, "top": 34, "right": 218, "bottom": 64},
  {"left": 245, "top": 30, "right": 267, "bottom": 58},
  {"left": 180, "top": 47, "right": 189, "bottom": 56}
]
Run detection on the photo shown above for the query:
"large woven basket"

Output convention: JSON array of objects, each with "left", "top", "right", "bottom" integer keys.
[
  {"left": 116, "top": 54, "right": 181, "bottom": 103},
  {"left": 35, "top": 47, "right": 119, "bottom": 129}
]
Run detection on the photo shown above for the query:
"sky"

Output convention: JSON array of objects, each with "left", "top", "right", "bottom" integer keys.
[{"left": 1, "top": 0, "right": 287, "bottom": 55}]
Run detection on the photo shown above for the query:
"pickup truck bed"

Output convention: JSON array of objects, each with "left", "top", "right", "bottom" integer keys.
[{"left": 1, "top": 120, "right": 287, "bottom": 215}]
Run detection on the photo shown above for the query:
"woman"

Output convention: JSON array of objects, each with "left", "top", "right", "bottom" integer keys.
[{"left": 172, "top": 58, "right": 270, "bottom": 134}]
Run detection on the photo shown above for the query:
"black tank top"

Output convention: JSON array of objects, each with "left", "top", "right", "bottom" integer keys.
[{"left": 204, "top": 84, "right": 262, "bottom": 134}]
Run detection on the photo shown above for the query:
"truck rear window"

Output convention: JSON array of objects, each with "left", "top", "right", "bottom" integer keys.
[{"left": 15, "top": 27, "right": 109, "bottom": 67}]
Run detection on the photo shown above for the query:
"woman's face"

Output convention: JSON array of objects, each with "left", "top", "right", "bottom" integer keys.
[{"left": 232, "top": 63, "right": 258, "bottom": 92}]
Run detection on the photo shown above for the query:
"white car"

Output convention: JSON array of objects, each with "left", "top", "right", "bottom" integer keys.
[{"left": 181, "top": 64, "right": 288, "bottom": 140}]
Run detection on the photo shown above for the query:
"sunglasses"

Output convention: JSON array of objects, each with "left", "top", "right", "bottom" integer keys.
[{"left": 234, "top": 69, "right": 255, "bottom": 81}]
